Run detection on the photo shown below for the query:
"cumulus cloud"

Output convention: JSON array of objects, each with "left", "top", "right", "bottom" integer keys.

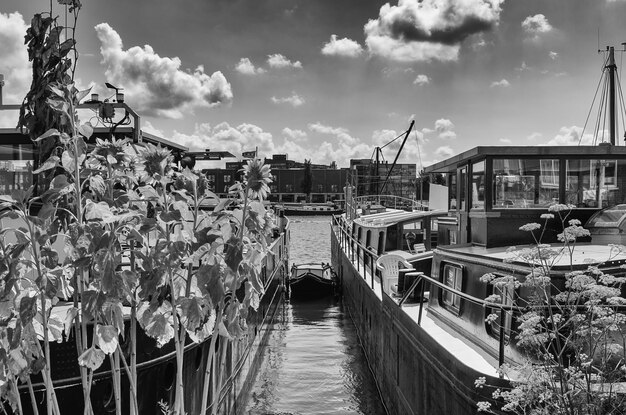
[
  {"left": 321, "top": 35, "right": 364, "bottom": 57},
  {"left": 267, "top": 54, "right": 302, "bottom": 69},
  {"left": 546, "top": 126, "right": 595, "bottom": 146},
  {"left": 413, "top": 74, "right": 430, "bottom": 86},
  {"left": 490, "top": 79, "right": 510, "bottom": 88},
  {"left": 282, "top": 127, "right": 307, "bottom": 141},
  {"left": 364, "top": 0, "right": 504, "bottom": 62},
  {"left": 235, "top": 58, "right": 266, "bottom": 75},
  {"left": 434, "top": 118, "right": 457, "bottom": 140},
  {"left": 95, "top": 23, "right": 232, "bottom": 119},
  {"left": 271, "top": 93, "right": 305, "bottom": 107},
  {"left": 435, "top": 145, "right": 455, "bottom": 158},
  {"left": 0, "top": 12, "right": 30, "bottom": 105},
  {"left": 527, "top": 132, "right": 542, "bottom": 141},
  {"left": 170, "top": 122, "right": 276, "bottom": 160},
  {"left": 499, "top": 138, "right": 511, "bottom": 144},
  {"left": 549, "top": 51, "right": 558, "bottom": 60},
  {"left": 522, "top": 14, "right": 552, "bottom": 41}
]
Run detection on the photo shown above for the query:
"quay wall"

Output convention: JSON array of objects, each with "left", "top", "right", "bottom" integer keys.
[{"left": 331, "top": 228, "right": 503, "bottom": 415}]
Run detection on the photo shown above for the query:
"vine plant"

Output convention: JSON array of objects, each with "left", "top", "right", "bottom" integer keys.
[
  {"left": 1, "top": 2, "right": 278, "bottom": 415},
  {"left": 477, "top": 204, "right": 626, "bottom": 414}
]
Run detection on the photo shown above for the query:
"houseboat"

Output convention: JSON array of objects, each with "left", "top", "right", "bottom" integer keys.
[
  {"left": 331, "top": 47, "right": 626, "bottom": 414},
  {"left": 331, "top": 144, "right": 626, "bottom": 414}
]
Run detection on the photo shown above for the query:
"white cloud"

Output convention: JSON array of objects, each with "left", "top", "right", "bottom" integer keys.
[
  {"left": 235, "top": 58, "right": 266, "bottom": 75},
  {"left": 364, "top": 0, "right": 504, "bottom": 62},
  {"left": 413, "top": 74, "right": 430, "bottom": 86},
  {"left": 171, "top": 122, "right": 276, "bottom": 159},
  {"left": 435, "top": 145, "right": 455, "bottom": 158},
  {"left": 527, "top": 132, "right": 542, "bottom": 141},
  {"left": 546, "top": 126, "right": 595, "bottom": 146},
  {"left": 490, "top": 79, "right": 510, "bottom": 88},
  {"left": 499, "top": 138, "right": 511, "bottom": 144},
  {"left": 282, "top": 127, "right": 307, "bottom": 141},
  {"left": 267, "top": 54, "right": 302, "bottom": 69},
  {"left": 522, "top": 14, "right": 553, "bottom": 42},
  {"left": 321, "top": 35, "right": 364, "bottom": 58},
  {"left": 308, "top": 122, "right": 358, "bottom": 145},
  {"left": 434, "top": 118, "right": 457, "bottom": 140},
  {"left": 0, "top": 12, "right": 30, "bottom": 105},
  {"left": 271, "top": 93, "right": 305, "bottom": 107},
  {"left": 549, "top": 51, "right": 558, "bottom": 60},
  {"left": 95, "top": 23, "right": 233, "bottom": 119}
]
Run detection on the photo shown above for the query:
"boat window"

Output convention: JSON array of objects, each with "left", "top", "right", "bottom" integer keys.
[
  {"left": 486, "top": 281, "right": 514, "bottom": 342},
  {"left": 0, "top": 144, "right": 33, "bottom": 194},
  {"left": 441, "top": 264, "right": 463, "bottom": 314},
  {"left": 587, "top": 204, "right": 626, "bottom": 227},
  {"left": 449, "top": 173, "right": 457, "bottom": 210},
  {"left": 459, "top": 168, "right": 467, "bottom": 210},
  {"left": 471, "top": 161, "right": 485, "bottom": 209},
  {"left": 566, "top": 159, "right": 626, "bottom": 208},
  {"left": 492, "top": 159, "right": 559, "bottom": 208}
]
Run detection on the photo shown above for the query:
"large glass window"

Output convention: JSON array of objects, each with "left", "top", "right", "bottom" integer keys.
[
  {"left": 493, "top": 159, "right": 559, "bottom": 208},
  {"left": 441, "top": 264, "right": 463, "bottom": 314},
  {"left": 472, "top": 161, "right": 485, "bottom": 209},
  {"left": 566, "top": 159, "right": 626, "bottom": 208}
]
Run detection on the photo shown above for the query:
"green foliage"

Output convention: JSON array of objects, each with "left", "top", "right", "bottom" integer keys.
[
  {"left": 1, "top": 2, "right": 278, "bottom": 414},
  {"left": 478, "top": 204, "right": 626, "bottom": 415}
]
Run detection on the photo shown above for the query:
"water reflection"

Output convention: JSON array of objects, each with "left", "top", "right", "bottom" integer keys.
[
  {"left": 245, "top": 215, "right": 385, "bottom": 415},
  {"left": 246, "top": 298, "right": 385, "bottom": 415}
]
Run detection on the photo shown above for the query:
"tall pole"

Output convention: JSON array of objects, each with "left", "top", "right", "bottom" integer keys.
[
  {"left": 375, "top": 147, "right": 380, "bottom": 195},
  {"left": 607, "top": 46, "right": 617, "bottom": 145}
]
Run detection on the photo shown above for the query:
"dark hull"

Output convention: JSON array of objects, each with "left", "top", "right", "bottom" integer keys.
[
  {"left": 18, "top": 233, "right": 290, "bottom": 415},
  {"left": 330, "top": 228, "right": 505, "bottom": 415},
  {"left": 289, "top": 274, "right": 336, "bottom": 300}
]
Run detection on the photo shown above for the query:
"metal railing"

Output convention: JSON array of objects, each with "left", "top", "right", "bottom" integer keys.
[
  {"left": 354, "top": 195, "right": 428, "bottom": 211},
  {"left": 331, "top": 214, "right": 514, "bottom": 370}
]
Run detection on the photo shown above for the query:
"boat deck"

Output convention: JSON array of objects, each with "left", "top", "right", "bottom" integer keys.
[
  {"left": 346, "top": 246, "right": 500, "bottom": 377},
  {"left": 441, "top": 243, "right": 626, "bottom": 266}
]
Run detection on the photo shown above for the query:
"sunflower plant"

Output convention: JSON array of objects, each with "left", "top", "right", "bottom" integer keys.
[{"left": 0, "top": 2, "right": 279, "bottom": 415}]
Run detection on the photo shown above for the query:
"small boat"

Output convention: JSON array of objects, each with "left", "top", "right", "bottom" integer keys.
[
  {"left": 275, "top": 202, "right": 343, "bottom": 216},
  {"left": 288, "top": 262, "right": 339, "bottom": 300}
]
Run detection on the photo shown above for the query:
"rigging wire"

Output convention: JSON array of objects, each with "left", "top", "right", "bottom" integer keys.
[
  {"left": 580, "top": 53, "right": 609, "bottom": 145},
  {"left": 414, "top": 129, "right": 423, "bottom": 173},
  {"left": 616, "top": 71, "right": 626, "bottom": 143}
]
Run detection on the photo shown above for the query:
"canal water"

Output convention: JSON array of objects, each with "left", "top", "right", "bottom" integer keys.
[{"left": 245, "top": 216, "right": 386, "bottom": 415}]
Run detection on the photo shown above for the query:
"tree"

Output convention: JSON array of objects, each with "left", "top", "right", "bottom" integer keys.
[{"left": 301, "top": 159, "right": 313, "bottom": 203}]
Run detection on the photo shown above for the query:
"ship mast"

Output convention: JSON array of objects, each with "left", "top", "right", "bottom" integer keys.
[{"left": 607, "top": 46, "right": 617, "bottom": 145}]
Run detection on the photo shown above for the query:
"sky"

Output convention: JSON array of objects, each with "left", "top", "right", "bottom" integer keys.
[{"left": 1, "top": 0, "right": 626, "bottom": 170}]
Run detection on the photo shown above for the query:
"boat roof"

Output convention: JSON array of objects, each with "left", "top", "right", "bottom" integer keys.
[
  {"left": 424, "top": 145, "right": 626, "bottom": 174},
  {"left": 439, "top": 243, "right": 626, "bottom": 268},
  {"left": 355, "top": 208, "right": 447, "bottom": 227}
]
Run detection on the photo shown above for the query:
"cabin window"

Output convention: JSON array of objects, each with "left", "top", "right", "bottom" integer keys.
[
  {"left": 224, "top": 174, "right": 231, "bottom": 183},
  {"left": 471, "top": 161, "right": 485, "bottom": 209},
  {"left": 566, "top": 159, "right": 626, "bottom": 208},
  {"left": 285, "top": 184, "right": 294, "bottom": 192},
  {"left": 492, "top": 159, "right": 559, "bottom": 208},
  {"left": 486, "top": 281, "right": 514, "bottom": 342},
  {"left": 459, "top": 168, "right": 467, "bottom": 210},
  {"left": 0, "top": 144, "right": 33, "bottom": 194},
  {"left": 441, "top": 264, "right": 463, "bottom": 314},
  {"left": 449, "top": 174, "right": 457, "bottom": 210}
]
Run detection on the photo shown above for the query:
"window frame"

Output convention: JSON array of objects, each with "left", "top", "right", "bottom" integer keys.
[{"left": 440, "top": 263, "right": 464, "bottom": 315}]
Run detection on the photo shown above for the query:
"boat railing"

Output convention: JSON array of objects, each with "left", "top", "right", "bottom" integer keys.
[
  {"left": 353, "top": 195, "right": 428, "bottom": 211},
  {"left": 332, "top": 214, "right": 517, "bottom": 371}
]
